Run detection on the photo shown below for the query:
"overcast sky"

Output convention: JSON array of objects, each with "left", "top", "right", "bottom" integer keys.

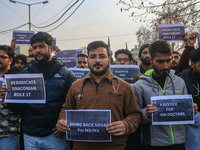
[{"left": 0, "top": 0, "right": 144, "bottom": 52}]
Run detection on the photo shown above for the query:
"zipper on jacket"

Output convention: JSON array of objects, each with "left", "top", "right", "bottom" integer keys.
[
  {"left": 95, "top": 83, "right": 99, "bottom": 93},
  {"left": 153, "top": 76, "right": 175, "bottom": 145}
]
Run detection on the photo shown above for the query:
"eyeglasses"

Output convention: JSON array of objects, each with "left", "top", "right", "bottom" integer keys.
[
  {"left": 116, "top": 58, "right": 129, "bottom": 62},
  {"left": 32, "top": 44, "right": 46, "bottom": 50},
  {"left": 0, "top": 55, "right": 9, "bottom": 59},
  {"left": 78, "top": 61, "right": 87, "bottom": 64}
]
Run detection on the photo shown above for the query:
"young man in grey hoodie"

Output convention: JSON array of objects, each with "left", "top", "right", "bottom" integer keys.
[{"left": 133, "top": 40, "right": 198, "bottom": 150}]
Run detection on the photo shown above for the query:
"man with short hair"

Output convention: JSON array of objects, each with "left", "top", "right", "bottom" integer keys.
[
  {"left": 56, "top": 41, "right": 141, "bottom": 150},
  {"left": 138, "top": 44, "right": 152, "bottom": 74},
  {"left": 14, "top": 54, "right": 27, "bottom": 71},
  {"left": 133, "top": 40, "right": 197, "bottom": 150},
  {"left": 171, "top": 51, "right": 181, "bottom": 72},
  {"left": 26, "top": 54, "right": 35, "bottom": 64},
  {"left": 2, "top": 32, "right": 76, "bottom": 150},
  {"left": 77, "top": 53, "right": 88, "bottom": 68},
  {"left": 180, "top": 48, "right": 200, "bottom": 150},
  {"left": 0, "top": 45, "right": 21, "bottom": 150},
  {"left": 115, "top": 49, "right": 132, "bottom": 65}
]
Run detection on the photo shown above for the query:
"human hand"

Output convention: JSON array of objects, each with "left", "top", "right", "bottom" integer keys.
[
  {"left": 146, "top": 104, "right": 157, "bottom": 118},
  {"left": 0, "top": 86, "right": 9, "bottom": 100},
  {"left": 106, "top": 121, "right": 126, "bottom": 136},
  {"left": 183, "top": 32, "right": 197, "bottom": 47},
  {"left": 55, "top": 119, "right": 70, "bottom": 133},
  {"left": 192, "top": 103, "right": 198, "bottom": 115}
]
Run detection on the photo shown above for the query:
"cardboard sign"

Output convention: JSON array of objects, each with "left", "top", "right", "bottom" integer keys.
[
  {"left": 66, "top": 110, "right": 111, "bottom": 142},
  {"left": 151, "top": 95, "right": 194, "bottom": 125},
  {"left": 110, "top": 65, "right": 140, "bottom": 86},
  {"left": 5, "top": 74, "right": 46, "bottom": 103},
  {"left": 56, "top": 49, "right": 83, "bottom": 68},
  {"left": 197, "top": 31, "right": 200, "bottom": 48},
  {"left": 158, "top": 24, "right": 185, "bottom": 42},
  {"left": 69, "top": 68, "right": 90, "bottom": 80},
  {"left": 13, "top": 30, "right": 34, "bottom": 46}
]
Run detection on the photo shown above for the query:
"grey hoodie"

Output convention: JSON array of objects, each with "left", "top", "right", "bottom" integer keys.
[{"left": 133, "top": 69, "right": 187, "bottom": 146}]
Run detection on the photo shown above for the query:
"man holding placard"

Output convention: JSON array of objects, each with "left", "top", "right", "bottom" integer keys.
[
  {"left": 0, "top": 45, "right": 21, "bottom": 150},
  {"left": 56, "top": 41, "right": 141, "bottom": 150},
  {"left": 133, "top": 40, "right": 197, "bottom": 150},
  {"left": 2, "top": 32, "right": 76, "bottom": 150}
]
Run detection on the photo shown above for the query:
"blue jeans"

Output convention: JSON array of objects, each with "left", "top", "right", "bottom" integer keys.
[
  {"left": 185, "top": 112, "right": 200, "bottom": 150},
  {"left": 24, "top": 133, "right": 67, "bottom": 150},
  {"left": 0, "top": 135, "right": 20, "bottom": 150}
]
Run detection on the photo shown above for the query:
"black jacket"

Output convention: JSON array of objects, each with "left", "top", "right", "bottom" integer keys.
[
  {"left": 180, "top": 67, "right": 200, "bottom": 111},
  {"left": 8, "top": 58, "right": 76, "bottom": 136}
]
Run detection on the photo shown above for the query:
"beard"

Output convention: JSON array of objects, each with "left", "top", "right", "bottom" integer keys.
[
  {"left": 171, "top": 61, "right": 178, "bottom": 70},
  {"left": 35, "top": 53, "right": 50, "bottom": 63},
  {"left": 141, "top": 57, "right": 151, "bottom": 66},
  {"left": 153, "top": 65, "right": 169, "bottom": 78},
  {"left": 89, "top": 62, "right": 109, "bottom": 76}
]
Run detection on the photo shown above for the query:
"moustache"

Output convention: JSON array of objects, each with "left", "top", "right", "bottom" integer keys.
[
  {"left": 93, "top": 63, "right": 103, "bottom": 67},
  {"left": 172, "top": 61, "right": 177, "bottom": 64},
  {"left": 160, "top": 69, "right": 170, "bottom": 72}
]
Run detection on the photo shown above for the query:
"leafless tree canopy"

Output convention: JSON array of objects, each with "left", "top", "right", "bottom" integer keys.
[{"left": 118, "top": 0, "right": 200, "bottom": 49}]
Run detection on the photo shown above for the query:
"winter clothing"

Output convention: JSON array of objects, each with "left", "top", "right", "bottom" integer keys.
[
  {"left": 133, "top": 69, "right": 187, "bottom": 147},
  {"left": 8, "top": 58, "right": 76, "bottom": 137},
  {"left": 0, "top": 66, "right": 21, "bottom": 138},
  {"left": 59, "top": 69, "right": 141, "bottom": 150}
]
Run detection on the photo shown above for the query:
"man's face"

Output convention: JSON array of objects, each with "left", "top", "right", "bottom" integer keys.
[
  {"left": 88, "top": 47, "right": 110, "bottom": 76},
  {"left": 27, "top": 57, "right": 35, "bottom": 64},
  {"left": 140, "top": 47, "right": 151, "bottom": 66},
  {"left": 77, "top": 57, "right": 88, "bottom": 68},
  {"left": 0, "top": 50, "right": 12, "bottom": 72},
  {"left": 32, "top": 41, "right": 52, "bottom": 63},
  {"left": 115, "top": 53, "right": 130, "bottom": 65},
  {"left": 152, "top": 52, "right": 171, "bottom": 78},
  {"left": 170, "top": 53, "right": 180, "bottom": 69},
  {"left": 14, "top": 59, "right": 26, "bottom": 71},
  {"left": 191, "top": 61, "right": 200, "bottom": 76}
]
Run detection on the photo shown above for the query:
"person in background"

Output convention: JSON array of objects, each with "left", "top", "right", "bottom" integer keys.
[
  {"left": 77, "top": 53, "right": 88, "bottom": 68},
  {"left": 11, "top": 39, "right": 16, "bottom": 52},
  {"left": 115, "top": 49, "right": 132, "bottom": 65},
  {"left": 0, "top": 45, "right": 21, "bottom": 150},
  {"left": 170, "top": 51, "right": 181, "bottom": 73},
  {"left": 180, "top": 48, "right": 200, "bottom": 150},
  {"left": 138, "top": 44, "right": 152, "bottom": 74},
  {"left": 55, "top": 41, "right": 141, "bottom": 150},
  {"left": 14, "top": 54, "right": 27, "bottom": 71},
  {"left": 26, "top": 54, "right": 35, "bottom": 64}
]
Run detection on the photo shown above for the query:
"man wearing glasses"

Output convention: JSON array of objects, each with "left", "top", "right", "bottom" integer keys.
[
  {"left": 114, "top": 49, "right": 133, "bottom": 65},
  {"left": 0, "top": 45, "right": 21, "bottom": 150},
  {"left": 77, "top": 53, "right": 88, "bottom": 68}
]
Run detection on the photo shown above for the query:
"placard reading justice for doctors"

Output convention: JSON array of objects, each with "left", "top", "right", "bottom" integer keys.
[
  {"left": 69, "top": 68, "right": 90, "bottom": 80},
  {"left": 13, "top": 30, "right": 34, "bottom": 46},
  {"left": 66, "top": 110, "right": 112, "bottom": 142},
  {"left": 158, "top": 24, "right": 185, "bottom": 42},
  {"left": 4, "top": 74, "right": 46, "bottom": 103},
  {"left": 151, "top": 95, "right": 194, "bottom": 125},
  {"left": 110, "top": 65, "right": 140, "bottom": 86}
]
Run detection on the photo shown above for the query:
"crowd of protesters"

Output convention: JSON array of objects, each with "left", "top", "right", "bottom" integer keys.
[{"left": 0, "top": 31, "right": 199, "bottom": 150}]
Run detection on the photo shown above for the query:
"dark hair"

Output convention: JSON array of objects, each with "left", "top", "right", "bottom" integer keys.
[
  {"left": 0, "top": 45, "right": 14, "bottom": 59},
  {"left": 139, "top": 44, "right": 150, "bottom": 58},
  {"left": 14, "top": 54, "right": 27, "bottom": 65},
  {"left": 87, "top": 41, "right": 109, "bottom": 57},
  {"left": 30, "top": 31, "right": 53, "bottom": 46},
  {"left": 191, "top": 48, "right": 200, "bottom": 63},
  {"left": 149, "top": 40, "right": 172, "bottom": 58},
  {"left": 114, "top": 49, "right": 132, "bottom": 61},
  {"left": 77, "top": 53, "right": 88, "bottom": 58},
  {"left": 172, "top": 51, "right": 181, "bottom": 57}
]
